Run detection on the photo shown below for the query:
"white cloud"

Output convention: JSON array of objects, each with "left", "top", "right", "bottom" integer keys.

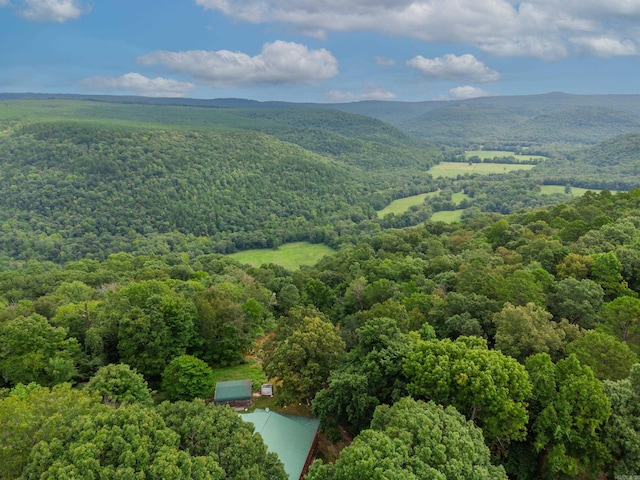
[
  {"left": 571, "top": 36, "right": 637, "bottom": 56},
  {"left": 195, "top": 0, "right": 640, "bottom": 60},
  {"left": 0, "top": 0, "right": 10, "bottom": 7},
  {"left": 374, "top": 56, "right": 396, "bottom": 66},
  {"left": 80, "top": 73, "right": 196, "bottom": 98},
  {"left": 326, "top": 85, "right": 397, "bottom": 102},
  {"left": 15, "top": 0, "right": 89, "bottom": 22},
  {"left": 407, "top": 54, "right": 499, "bottom": 82},
  {"left": 437, "top": 85, "right": 497, "bottom": 100},
  {"left": 138, "top": 41, "right": 338, "bottom": 86}
]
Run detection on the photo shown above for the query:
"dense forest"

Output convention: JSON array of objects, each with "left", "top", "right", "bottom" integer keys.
[
  {"left": 2, "top": 95, "right": 640, "bottom": 478},
  {"left": 3, "top": 188, "right": 640, "bottom": 477}
]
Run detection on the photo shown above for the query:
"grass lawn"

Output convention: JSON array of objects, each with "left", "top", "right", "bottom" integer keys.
[
  {"left": 464, "top": 150, "right": 548, "bottom": 161},
  {"left": 429, "top": 162, "right": 536, "bottom": 178},
  {"left": 211, "top": 360, "right": 267, "bottom": 390},
  {"left": 431, "top": 210, "right": 464, "bottom": 223},
  {"left": 229, "top": 242, "right": 336, "bottom": 271}
]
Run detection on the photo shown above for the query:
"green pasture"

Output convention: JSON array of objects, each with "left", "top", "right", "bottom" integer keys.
[
  {"left": 228, "top": 242, "right": 336, "bottom": 271},
  {"left": 431, "top": 210, "right": 464, "bottom": 223},
  {"left": 429, "top": 162, "right": 536, "bottom": 178},
  {"left": 376, "top": 192, "right": 436, "bottom": 218},
  {"left": 464, "top": 150, "right": 548, "bottom": 161},
  {"left": 376, "top": 191, "right": 470, "bottom": 218}
]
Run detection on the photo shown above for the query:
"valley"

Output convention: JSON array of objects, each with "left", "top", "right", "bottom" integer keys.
[{"left": 2, "top": 92, "right": 640, "bottom": 479}]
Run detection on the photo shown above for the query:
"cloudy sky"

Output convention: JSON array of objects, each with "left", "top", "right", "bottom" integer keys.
[{"left": 1, "top": 0, "right": 640, "bottom": 102}]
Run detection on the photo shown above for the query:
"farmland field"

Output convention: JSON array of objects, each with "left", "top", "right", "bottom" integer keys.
[
  {"left": 429, "top": 162, "right": 536, "bottom": 178},
  {"left": 228, "top": 241, "right": 336, "bottom": 270},
  {"left": 464, "top": 150, "right": 548, "bottom": 161}
]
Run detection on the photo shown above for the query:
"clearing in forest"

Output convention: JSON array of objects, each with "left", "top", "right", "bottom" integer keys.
[{"left": 229, "top": 242, "right": 336, "bottom": 271}]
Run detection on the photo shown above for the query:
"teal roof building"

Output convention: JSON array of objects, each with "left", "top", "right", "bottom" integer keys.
[
  {"left": 214, "top": 379, "right": 252, "bottom": 404},
  {"left": 240, "top": 409, "right": 320, "bottom": 480}
]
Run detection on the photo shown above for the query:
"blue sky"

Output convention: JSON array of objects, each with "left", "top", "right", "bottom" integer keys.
[{"left": 1, "top": 0, "right": 640, "bottom": 102}]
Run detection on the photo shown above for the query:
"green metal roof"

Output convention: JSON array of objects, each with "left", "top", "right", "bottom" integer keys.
[
  {"left": 214, "top": 379, "right": 252, "bottom": 402},
  {"left": 240, "top": 409, "right": 320, "bottom": 480}
]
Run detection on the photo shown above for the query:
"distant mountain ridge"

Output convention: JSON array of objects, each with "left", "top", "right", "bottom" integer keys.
[{"left": 4, "top": 91, "right": 640, "bottom": 147}]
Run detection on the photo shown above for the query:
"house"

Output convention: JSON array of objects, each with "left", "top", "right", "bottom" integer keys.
[{"left": 240, "top": 409, "right": 320, "bottom": 480}]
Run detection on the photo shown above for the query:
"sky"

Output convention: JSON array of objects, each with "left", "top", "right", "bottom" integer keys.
[{"left": 1, "top": 0, "right": 640, "bottom": 102}]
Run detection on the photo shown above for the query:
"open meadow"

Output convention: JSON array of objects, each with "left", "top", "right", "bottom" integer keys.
[
  {"left": 429, "top": 162, "right": 536, "bottom": 178},
  {"left": 430, "top": 210, "right": 464, "bottom": 223},
  {"left": 228, "top": 242, "right": 336, "bottom": 271}
]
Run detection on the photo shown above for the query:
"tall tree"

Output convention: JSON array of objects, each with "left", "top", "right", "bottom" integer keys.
[
  {"left": 516, "top": 353, "right": 611, "bottom": 480},
  {"left": 404, "top": 336, "right": 532, "bottom": 443},
  {"left": 306, "top": 398, "right": 507, "bottom": 480},
  {"left": 263, "top": 316, "right": 345, "bottom": 404}
]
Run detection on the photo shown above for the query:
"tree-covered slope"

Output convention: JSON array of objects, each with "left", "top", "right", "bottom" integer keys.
[
  {"left": 333, "top": 92, "right": 640, "bottom": 147},
  {"left": 534, "top": 133, "right": 640, "bottom": 190},
  {"left": 0, "top": 99, "right": 442, "bottom": 262}
]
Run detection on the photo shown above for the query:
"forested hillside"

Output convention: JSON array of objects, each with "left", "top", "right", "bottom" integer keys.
[
  {"left": 0, "top": 100, "right": 440, "bottom": 262},
  {"left": 3, "top": 190, "right": 640, "bottom": 477}
]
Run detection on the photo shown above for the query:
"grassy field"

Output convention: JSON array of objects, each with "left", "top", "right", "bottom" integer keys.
[
  {"left": 431, "top": 210, "right": 464, "bottom": 223},
  {"left": 377, "top": 191, "right": 470, "bottom": 218},
  {"left": 464, "top": 150, "right": 548, "bottom": 161},
  {"left": 376, "top": 192, "right": 436, "bottom": 218},
  {"left": 429, "top": 162, "right": 536, "bottom": 178},
  {"left": 211, "top": 360, "right": 267, "bottom": 390},
  {"left": 229, "top": 242, "right": 336, "bottom": 271}
]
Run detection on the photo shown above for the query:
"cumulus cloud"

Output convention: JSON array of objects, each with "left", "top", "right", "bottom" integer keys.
[
  {"left": 138, "top": 41, "right": 338, "bottom": 86},
  {"left": 326, "top": 85, "right": 397, "bottom": 102},
  {"left": 15, "top": 0, "right": 89, "bottom": 22},
  {"left": 195, "top": 0, "right": 640, "bottom": 60},
  {"left": 571, "top": 36, "right": 637, "bottom": 56},
  {"left": 374, "top": 56, "right": 396, "bottom": 66},
  {"left": 407, "top": 54, "right": 499, "bottom": 82},
  {"left": 437, "top": 85, "right": 497, "bottom": 100},
  {"left": 80, "top": 73, "right": 196, "bottom": 98}
]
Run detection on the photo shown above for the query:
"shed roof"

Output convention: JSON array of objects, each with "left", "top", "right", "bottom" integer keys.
[
  {"left": 214, "top": 379, "right": 252, "bottom": 403},
  {"left": 240, "top": 409, "right": 320, "bottom": 480}
]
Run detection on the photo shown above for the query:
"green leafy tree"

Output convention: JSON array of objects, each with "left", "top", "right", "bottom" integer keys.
[
  {"left": 602, "top": 364, "right": 640, "bottom": 477},
  {"left": 546, "top": 277, "right": 604, "bottom": 329},
  {"left": 158, "top": 400, "right": 287, "bottom": 480},
  {"left": 0, "top": 383, "right": 103, "bottom": 479},
  {"left": 263, "top": 316, "right": 345, "bottom": 404},
  {"left": 21, "top": 404, "right": 224, "bottom": 480},
  {"left": 566, "top": 330, "right": 638, "bottom": 381},
  {"left": 493, "top": 302, "right": 575, "bottom": 362},
  {"left": 515, "top": 353, "right": 611, "bottom": 480},
  {"left": 313, "top": 317, "right": 412, "bottom": 433},
  {"left": 162, "top": 355, "right": 215, "bottom": 401},
  {"left": 404, "top": 336, "right": 532, "bottom": 443},
  {"left": 601, "top": 295, "right": 640, "bottom": 351},
  {"left": 306, "top": 398, "right": 507, "bottom": 480},
  {"left": 591, "top": 251, "right": 630, "bottom": 300},
  {"left": 85, "top": 363, "right": 153, "bottom": 406},
  {"left": 0, "top": 314, "right": 80, "bottom": 387}
]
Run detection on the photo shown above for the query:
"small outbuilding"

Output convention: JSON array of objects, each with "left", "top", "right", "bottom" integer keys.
[{"left": 214, "top": 379, "right": 252, "bottom": 407}]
